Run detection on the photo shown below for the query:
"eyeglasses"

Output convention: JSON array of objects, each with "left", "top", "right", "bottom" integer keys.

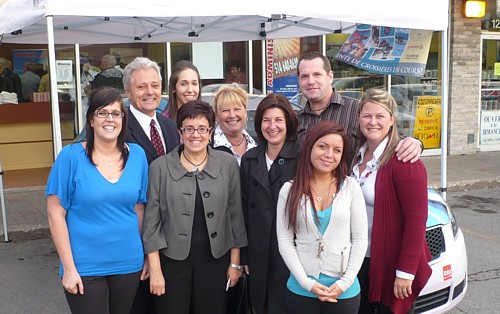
[
  {"left": 180, "top": 126, "right": 211, "bottom": 134},
  {"left": 94, "top": 110, "right": 124, "bottom": 119}
]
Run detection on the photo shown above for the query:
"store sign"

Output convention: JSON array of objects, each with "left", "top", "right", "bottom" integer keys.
[
  {"left": 480, "top": 110, "right": 500, "bottom": 145},
  {"left": 413, "top": 96, "right": 441, "bottom": 149},
  {"left": 334, "top": 24, "right": 432, "bottom": 77}
]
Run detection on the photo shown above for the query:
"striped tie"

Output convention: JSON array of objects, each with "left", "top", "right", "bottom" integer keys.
[{"left": 150, "top": 119, "right": 165, "bottom": 156}]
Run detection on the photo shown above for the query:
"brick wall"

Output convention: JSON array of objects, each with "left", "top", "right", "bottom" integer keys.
[{"left": 448, "top": 0, "right": 482, "bottom": 154}]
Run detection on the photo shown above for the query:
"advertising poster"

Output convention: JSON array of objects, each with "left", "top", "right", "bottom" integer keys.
[
  {"left": 12, "top": 49, "right": 49, "bottom": 75},
  {"left": 413, "top": 96, "right": 441, "bottom": 148},
  {"left": 334, "top": 24, "right": 432, "bottom": 77},
  {"left": 480, "top": 110, "right": 500, "bottom": 145},
  {"left": 266, "top": 38, "right": 300, "bottom": 104}
]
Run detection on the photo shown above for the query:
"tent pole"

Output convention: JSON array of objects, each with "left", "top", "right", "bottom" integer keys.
[
  {"left": 262, "top": 39, "right": 266, "bottom": 94},
  {"left": 166, "top": 42, "right": 171, "bottom": 85},
  {"left": 248, "top": 41, "right": 254, "bottom": 94},
  {"left": 47, "top": 15, "right": 63, "bottom": 158},
  {"left": 75, "top": 44, "right": 84, "bottom": 133},
  {"left": 440, "top": 27, "right": 449, "bottom": 200},
  {"left": 0, "top": 161, "right": 8, "bottom": 242}
]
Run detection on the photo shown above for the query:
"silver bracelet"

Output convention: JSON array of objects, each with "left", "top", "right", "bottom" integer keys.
[{"left": 229, "top": 263, "right": 242, "bottom": 270}]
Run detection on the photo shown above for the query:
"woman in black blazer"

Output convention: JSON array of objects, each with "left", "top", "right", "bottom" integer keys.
[{"left": 240, "top": 94, "right": 299, "bottom": 314}]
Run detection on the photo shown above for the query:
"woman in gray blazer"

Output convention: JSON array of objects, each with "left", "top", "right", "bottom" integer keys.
[{"left": 142, "top": 100, "right": 247, "bottom": 314}]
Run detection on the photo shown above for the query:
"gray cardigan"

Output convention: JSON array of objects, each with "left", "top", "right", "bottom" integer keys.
[{"left": 142, "top": 145, "right": 247, "bottom": 260}]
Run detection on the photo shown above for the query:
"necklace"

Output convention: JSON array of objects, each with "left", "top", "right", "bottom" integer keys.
[
  {"left": 94, "top": 147, "right": 121, "bottom": 167},
  {"left": 182, "top": 150, "right": 208, "bottom": 171},
  {"left": 310, "top": 104, "right": 328, "bottom": 112},
  {"left": 230, "top": 135, "right": 245, "bottom": 147},
  {"left": 310, "top": 179, "right": 336, "bottom": 202}
]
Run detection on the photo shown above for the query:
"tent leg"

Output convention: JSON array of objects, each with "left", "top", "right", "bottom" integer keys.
[{"left": 0, "top": 161, "right": 9, "bottom": 243}]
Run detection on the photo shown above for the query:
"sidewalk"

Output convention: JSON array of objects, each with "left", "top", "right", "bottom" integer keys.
[{"left": 1, "top": 151, "right": 500, "bottom": 241}]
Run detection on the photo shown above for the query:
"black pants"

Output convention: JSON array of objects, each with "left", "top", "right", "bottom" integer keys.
[
  {"left": 130, "top": 279, "right": 156, "bottom": 314},
  {"left": 285, "top": 289, "right": 360, "bottom": 314},
  {"left": 154, "top": 251, "right": 230, "bottom": 314},
  {"left": 64, "top": 271, "right": 141, "bottom": 314},
  {"left": 358, "top": 257, "right": 415, "bottom": 314}
]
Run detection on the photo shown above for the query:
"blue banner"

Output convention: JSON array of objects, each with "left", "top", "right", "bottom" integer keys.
[{"left": 334, "top": 24, "right": 432, "bottom": 77}]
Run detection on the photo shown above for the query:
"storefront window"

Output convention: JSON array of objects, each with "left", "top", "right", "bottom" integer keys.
[
  {"left": 480, "top": 36, "right": 500, "bottom": 146},
  {"left": 326, "top": 31, "right": 442, "bottom": 149}
]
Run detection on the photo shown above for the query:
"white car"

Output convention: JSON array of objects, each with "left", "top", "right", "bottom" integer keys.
[{"left": 415, "top": 189, "right": 468, "bottom": 313}]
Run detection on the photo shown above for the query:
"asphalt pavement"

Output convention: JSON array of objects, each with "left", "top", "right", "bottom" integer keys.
[{"left": 1, "top": 151, "right": 500, "bottom": 241}]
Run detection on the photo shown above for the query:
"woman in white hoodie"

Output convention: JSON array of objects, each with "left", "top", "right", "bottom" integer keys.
[{"left": 277, "top": 120, "right": 368, "bottom": 314}]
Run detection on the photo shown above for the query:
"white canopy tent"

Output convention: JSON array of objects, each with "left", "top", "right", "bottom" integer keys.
[{"left": 0, "top": 0, "right": 451, "bottom": 196}]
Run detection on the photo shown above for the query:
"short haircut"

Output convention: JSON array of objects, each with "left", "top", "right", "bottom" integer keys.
[
  {"left": 176, "top": 99, "right": 216, "bottom": 131},
  {"left": 123, "top": 57, "right": 162, "bottom": 91},
  {"left": 296, "top": 51, "right": 332, "bottom": 77},
  {"left": 213, "top": 84, "right": 248, "bottom": 113}
]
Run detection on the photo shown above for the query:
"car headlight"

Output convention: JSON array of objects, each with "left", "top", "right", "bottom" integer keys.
[{"left": 447, "top": 206, "right": 459, "bottom": 238}]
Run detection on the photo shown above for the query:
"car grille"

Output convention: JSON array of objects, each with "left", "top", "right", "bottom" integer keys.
[
  {"left": 426, "top": 226, "right": 445, "bottom": 260},
  {"left": 415, "top": 287, "right": 450, "bottom": 313}
]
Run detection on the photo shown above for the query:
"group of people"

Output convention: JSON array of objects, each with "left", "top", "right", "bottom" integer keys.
[
  {"left": 0, "top": 58, "right": 45, "bottom": 102},
  {"left": 46, "top": 52, "right": 432, "bottom": 314}
]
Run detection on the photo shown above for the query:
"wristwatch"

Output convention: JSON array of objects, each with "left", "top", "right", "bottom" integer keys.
[{"left": 229, "top": 263, "right": 242, "bottom": 270}]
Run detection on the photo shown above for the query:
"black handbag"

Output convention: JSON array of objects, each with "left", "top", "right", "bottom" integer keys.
[{"left": 226, "top": 272, "right": 255, "bottom": 314}]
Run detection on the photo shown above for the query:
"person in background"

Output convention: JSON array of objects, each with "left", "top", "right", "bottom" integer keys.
[
  {"left": 352, "top": 89, "right": 431, "bottom": 314},
  {"left": 20, "top": 61, "right": 40, "bottom": 102},
  {"left": 211, "top": 84, "right": 257, "bottom": 164},
  {"left": 0, "top": 57, "right": 23, "bottom": 100},
  {"left": 162, "top": 60, "right": 201, "bottom": 120},
  {"left": 277, "top": 120, "right": 368, "bottom": 314},
  {"left": 112, "top": 51, "right": 126, "bottom": 72},
  {"left": 34, "top": 63, "right": 47, "bottom": 77},
  {"left": 240, "top": 94, "right": 299, "bottom": 314},
  {"left": 39, "top": 63, "right": 50, "bottom": 92},
  {"left": 225, "top": 60, "right": 247, "bottom": 84},
  {"left": 123, "top": 57, "right": 180, "bottom": 314},
  {"left": 46, "top": 87, "right": 149, "bottom": 313},
  {"left": 92, "top": 54, "right": 124, "bottom": 93},
  {"left": 143, "top": 100, "right": 247, "bottom": 313},
  {"left": 295, "top": 51, "right": 422, "bottom": 163}
]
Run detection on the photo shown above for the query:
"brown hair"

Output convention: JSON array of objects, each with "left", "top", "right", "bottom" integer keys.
[
  {"left": 254, "top": 94, "right": 298, "bottom": 143},
  {"left": 85, "top": 86, "right": 129, "bottom": 170},
  {"left": 286, "top": 121, "right": 349, "bottom": 232},
  {"left": 167, "top": 60, "right": 201, "bottom": 120},
  {"left": 297, "top": 51, "right": 332, "bottom": 77}
]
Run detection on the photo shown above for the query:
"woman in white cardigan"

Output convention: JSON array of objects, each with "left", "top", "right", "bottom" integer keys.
[{"left": 277, "top": 121, "right": 368, "bottom": 314}]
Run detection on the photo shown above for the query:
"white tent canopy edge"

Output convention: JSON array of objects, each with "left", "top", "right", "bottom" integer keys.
[{"left": 0, "top": 0, "right": 451, "bottom": 197}]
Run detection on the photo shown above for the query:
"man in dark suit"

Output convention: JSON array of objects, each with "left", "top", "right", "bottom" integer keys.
[{"left": 123, "top": 57, "right": 179, "bottom": 314}]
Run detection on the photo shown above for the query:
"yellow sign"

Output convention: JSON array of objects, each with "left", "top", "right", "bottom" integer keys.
[
  {"left": 413, "top": 96, "right": 441, "bottom": 148},
  {"left": 494, "top": 62, "right": 500, "bottom": 76}
]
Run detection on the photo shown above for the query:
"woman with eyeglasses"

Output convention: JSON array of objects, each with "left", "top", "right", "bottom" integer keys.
[
  {"left": 46, "top": 86, "right": 149, "bottom": 313},
  {"left": 143, "top": 100, "right": 247, "bottom": 313}
]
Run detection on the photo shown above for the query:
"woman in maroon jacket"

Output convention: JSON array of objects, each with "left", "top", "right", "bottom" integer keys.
[{"left": 351, "top": 89, "right": 431, "bottom": 314}]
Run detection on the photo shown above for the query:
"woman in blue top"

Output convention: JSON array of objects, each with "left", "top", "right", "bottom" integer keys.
[
  {"left": 46, "top": 86, "right": 149, "bottom": 314},
  {"left": 276, "top": 121, "right": 368, "bottom": 314}
]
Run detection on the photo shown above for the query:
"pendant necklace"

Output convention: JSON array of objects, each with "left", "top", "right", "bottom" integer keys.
[
  {"left": 311, "top": 179, "right": 336, "bottom": 202},
  {"left": 182, "top": 150, "right": 208, "bottom": 172},
  {"left": 94, "top": 147, "right": 121, "bottom": 167}
]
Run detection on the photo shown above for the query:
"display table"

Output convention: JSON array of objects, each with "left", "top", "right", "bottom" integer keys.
[{"left": 0, "top": 101, "right": 75, "bottom": 170}]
